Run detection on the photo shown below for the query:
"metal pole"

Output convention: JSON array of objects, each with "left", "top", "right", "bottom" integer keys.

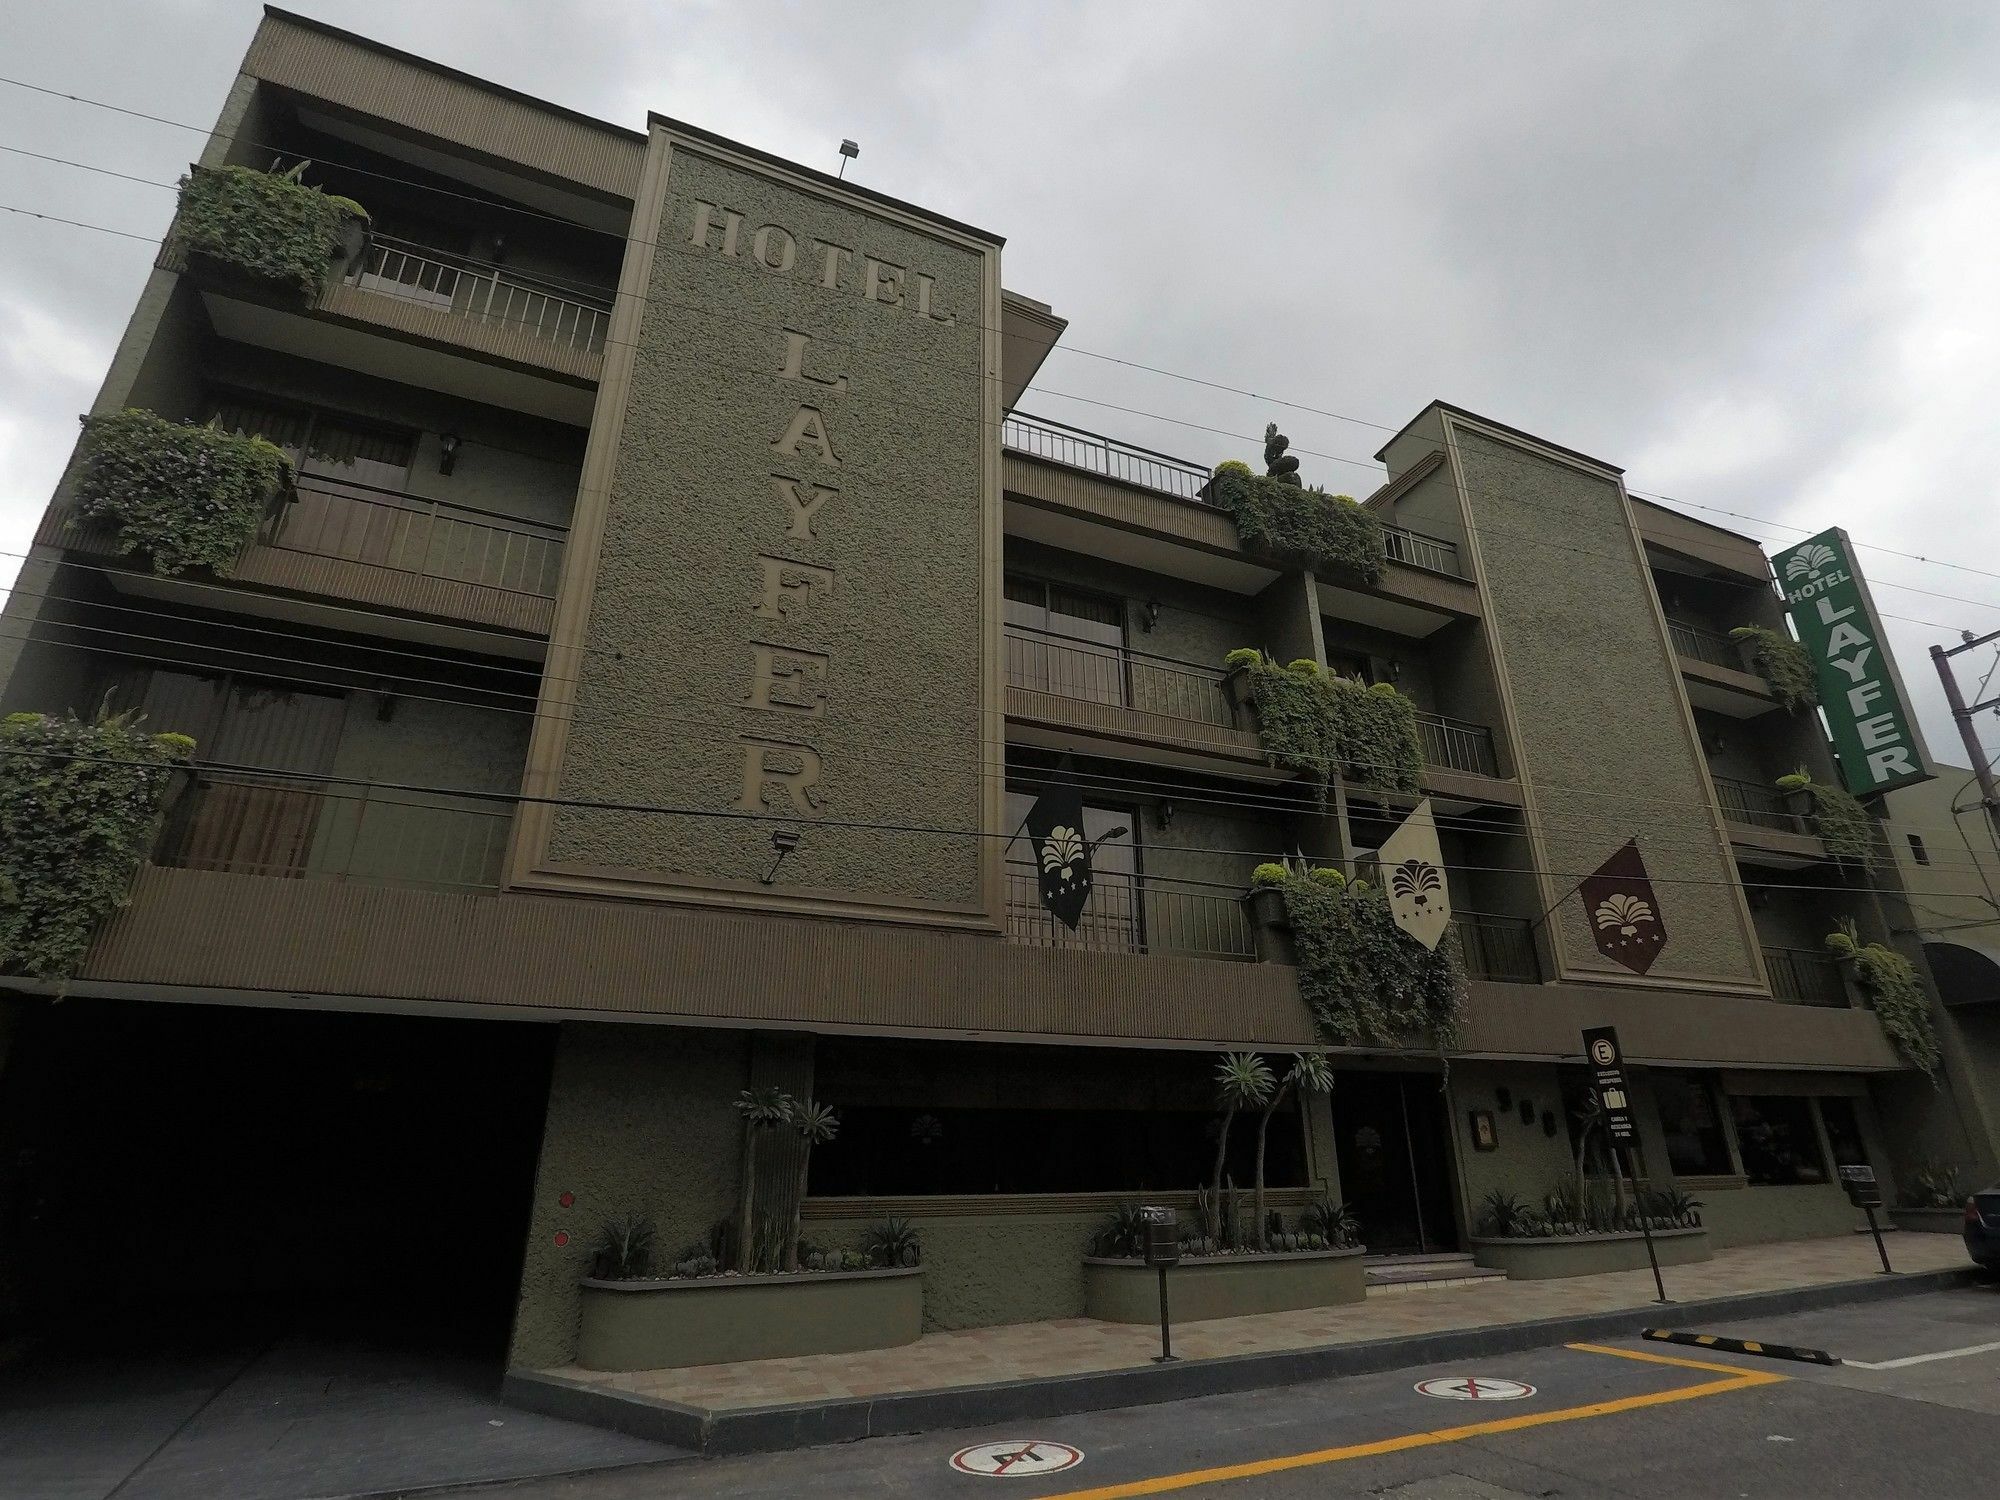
[
  {"left": 1153, "top": 1265, "right": 1176, "bottom": 1363},
  {"left": 1931, "top": 644, "right": 2000, "bottom": 849},
  {"left": 1864, "top": 1203, "right": 1894, "bottom": 1275},
  {"left": 1623, "top": 1146, "right": 1668, "bottom": 1303}
]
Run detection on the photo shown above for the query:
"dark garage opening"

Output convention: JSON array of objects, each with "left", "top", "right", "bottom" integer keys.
[{"left": 0, "top": 999, "right": 555, "bottom": 1361}]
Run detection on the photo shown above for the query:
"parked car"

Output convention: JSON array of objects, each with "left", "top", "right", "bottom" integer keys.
[{"left": 1966, "top": 1188, "right": 2000, "bottom": 1269}]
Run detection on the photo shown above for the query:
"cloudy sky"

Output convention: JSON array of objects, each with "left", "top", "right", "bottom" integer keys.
[{"left": 3, "top": 0, "right": 1999, "bottom": 768}]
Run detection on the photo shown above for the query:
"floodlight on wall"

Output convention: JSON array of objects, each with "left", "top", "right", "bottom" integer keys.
[
  {"left": 838, "top": 139, "right": 859, "bottom": 179},
  {"left": 761, "top": 829, "right": 803, "bottom": 884},
  {"left": 437, "top": 432, "right": 462, "bottom": 476}
]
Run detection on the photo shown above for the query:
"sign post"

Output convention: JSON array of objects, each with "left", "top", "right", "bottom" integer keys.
[
  {"left": 1839, "top": 1165, "right": 1894, "bottom": 1274},
  {"left": 1583, "top": 1026, "right": 1667, "bottom": 1303},
  {"left": 1142, "top": 1205, "right": 1180, "bottom": 1363}
]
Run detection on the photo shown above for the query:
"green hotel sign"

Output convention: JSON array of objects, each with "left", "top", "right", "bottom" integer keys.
[{"left": 1777, "top": 527, "right": 1932, "bottom": 797}]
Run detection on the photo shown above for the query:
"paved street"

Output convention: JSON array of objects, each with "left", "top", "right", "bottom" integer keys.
[{"left": 438, "top": 1281, "right": 2000, "bottom": 1498}]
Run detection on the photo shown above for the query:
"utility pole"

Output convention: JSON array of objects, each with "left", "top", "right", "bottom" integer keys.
[{"left": 1931, "top": 632, "right": 2000, "bottom": 849}]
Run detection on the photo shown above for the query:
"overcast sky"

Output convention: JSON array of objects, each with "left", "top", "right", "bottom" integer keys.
[{"left": 3, "top": 0, "right": 1998, "bottom": 771}]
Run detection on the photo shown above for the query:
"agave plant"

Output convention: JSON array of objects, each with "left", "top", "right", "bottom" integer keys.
[
  {"left": 1481, "top": 1189, "right": 1534, "bottom": 1239},
  {"left": 1254, "top": 1052, "right": 1333, "bottom": 1250},
  {"left": 1094, "top": 1201, "right": 1148, "bottom": 1258},
  {"left": 733, "top": 1086, "right": 793, "bottom": 1273},
  {"left": 1300, "top": 1195, "right": 1360, "bottom": 1249},
  {"left": 1209, "top": 1052, "right": 1276, "bottom": 1241},
  {"left": 590, "top": 1213, "right": 657, "bottom": 1280},
  {"left": 864, "top": 1215, "right": 922, "bottom": 1268},
  {"left": 782, "top": 1099, "right": 840, "bottom": 1272}
]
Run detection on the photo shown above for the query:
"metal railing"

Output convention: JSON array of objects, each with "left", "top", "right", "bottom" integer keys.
[
  {"left": 1005, "top": 865, "right": 1255, "bottom": 960},
  {"left": 1666, "top": 618, "right": 1743, "bottom": 671},
  {"left": 156, "top": 774, "right": 512, "bottom": 891},
  {"left": 1004, "top": 624, "right": 1236, "bottom": 729},
  {"left": 346, "top": 235, "right": 612, "bottom": 354},
  {"left": 1382, "top": 524, "right": 1462, "bottom": 577},
  {"left": 268, "top": 475, "right": 567, "bottom": 598},
  {"left": 1711, "top": 774, "right": 1806, "bottom": 835},
  {"left": 1762, "top": 945, "right": 1849, "bottom": 1007},
  {"left": 1453, "top": 912, "right": 1542, "bottom": 983},
  {"left": 1002, "top": 412, "right": 1213, "bottom": 503},
  {"left": 1415, "top": 711, "right": 1500, "bottom": 777}
]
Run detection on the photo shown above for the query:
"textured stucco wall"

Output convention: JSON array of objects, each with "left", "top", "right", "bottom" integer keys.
[
  {"left": 508, "top": 1024, "right": 747, "bottom": 1368},
  {"left": 546, "top": 141, "right": 991, "bottom": 908},
  {"left": 810, "top": 1209, "right": 1104, "bottom": 1329},
  {"left": 1447, "top": 1061, "right": 1576, "bottom": 1236},
  {"left": 1696, "top": 1184, "right": 1864, "bottom": 1247},
  {"left": 1455, "top": 428, "right": 1759, "bottom": 987}
]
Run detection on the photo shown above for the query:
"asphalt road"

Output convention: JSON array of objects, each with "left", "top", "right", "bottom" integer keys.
[{"left": 439, "top": 1281, "right": 2000, "bottom": 1499}]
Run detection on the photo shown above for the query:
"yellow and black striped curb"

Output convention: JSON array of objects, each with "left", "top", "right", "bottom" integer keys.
[{"left": 1643, "top": 1328, "right": 1839, "bottom": 1365}]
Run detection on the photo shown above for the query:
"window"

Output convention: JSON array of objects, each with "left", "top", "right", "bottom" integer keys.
[
  {"left": 1653, "top": 1072, "right": 1734, "bottom": 1177},
  {"left": 1907, "top": 833, "right": 1930, "bottom": 866},
  {"left": 1004, "top": 576, "right": 1127, "bottom": 706},
  {"left": 1816, "top": 1096, "right": 1871, "bottom": 1170},
  {"left": 1004, "top": 788, "right": 1138, "bottom": 951},
  {"left": 1729, "top": 1095, "right": 1829, "bottom": 1186}
]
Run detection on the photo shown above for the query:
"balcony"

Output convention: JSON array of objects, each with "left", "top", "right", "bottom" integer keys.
[
  {"left": 1667, "top": 618, "right": 1776, "bottom": 717},
  {"left": 345, "top": 235, "right": 611, "bottom": 356},
  {"left": 1711, "top": 774, "right": 1826, "bottom": 867},
  {"left": 1762, "top": 945, "right": 1849, "bottom": 1007},
  {"left": 1415, "top": 711, "right": 1499, "bottom": 778},
  {"left": 1454, "top": 912, "right": 1542, "bottom": 983},
  {"left": 156, "top": 773, "right": 511, "bottom": 891},
  {"left": 1666, "top": 619, "right": 1740, "bottom": 670},
  {"left": 1006, "top": 624, "right": 1235, "bottom": 729},
  {"left": 1004, "top": 865, "right": 1255, "bottom": 960}
]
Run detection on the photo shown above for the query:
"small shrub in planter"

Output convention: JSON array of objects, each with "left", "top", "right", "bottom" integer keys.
[
  {"left": 863, "top": 1215, "right": 923, "bottom": 1268},
  {"left": 1826, "top": 919, "right": 1939, "bottom": 1076},
  {"left": 1229, "top": 650, "right": 1422, "bottom": 799},
  {"left": 176, "top": 162, "right": 369, "bottom": 303},
  {"left": 591, "top": 1214, "right": 657, "bottom": 1280},
  {"left": 1250, "top": 862, "right": 1289, "bottom": 889},
  {"left": 1209, "top": 464, "right": 1385, "bottom": 580},
  {"left": 1777, "top": 776, "right": 1873, "bottom": 862},
  {"left": 1729, "top": 625, "right": 1817, "bottom": 712},
  {"left": 0, "top": 708, "right": 194, "bottom": 980},
  {"left": 1901, "top": 1161, "right": 1962, "bottom": 1209},
  {"left": 1300, "top": 1196, "right": 1361, "bottom": 1249}
]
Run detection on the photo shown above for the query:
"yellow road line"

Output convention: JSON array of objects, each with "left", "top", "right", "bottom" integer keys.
[
  {"left": 1566, "top": 1340, "right": 1785, "bottom": 1379},
  {"left": 1040, "top": 1347, "right": 1785, "bottom": 1500}
]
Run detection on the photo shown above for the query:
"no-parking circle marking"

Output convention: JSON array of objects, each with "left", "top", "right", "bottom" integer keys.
[
  {"left": 949, "top": 1440, "right": 1085, "bottom": 1476},
  {"left": 1414, "top": 1376, "right": 1537, "bottom": 1401}
]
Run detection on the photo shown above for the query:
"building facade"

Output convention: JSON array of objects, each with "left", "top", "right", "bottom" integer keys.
[{"left": 0, "top": 9, "right": 1989, "bottom": 1371}]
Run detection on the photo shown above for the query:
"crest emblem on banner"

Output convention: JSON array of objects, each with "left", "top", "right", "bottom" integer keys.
[
  {"left": 1024, "top": 756, "right": 1094, "bottom": 931},
  {"left": 1579, "top": 839, "right": 1667, "bottom": 974},
  {"left": 1379, "top": 798, "right": 1450, "bottom": 950}
]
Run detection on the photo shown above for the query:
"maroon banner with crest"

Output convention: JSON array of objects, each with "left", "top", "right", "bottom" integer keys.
[{"left": 1580, "top": 839, "right": 1666, "bottom": 974}]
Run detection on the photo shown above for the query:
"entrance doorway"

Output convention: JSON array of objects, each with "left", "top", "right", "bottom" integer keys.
[{"left": 1332, "top": 1070, "right": 1459, "bottom": 1254}]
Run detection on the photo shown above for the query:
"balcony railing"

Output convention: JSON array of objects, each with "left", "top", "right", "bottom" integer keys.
[
  {"left": 1415, "top": 711, "right": 1500, "bottom": 777},
  {"left": 1762, "top": 945, "right": 1849, "bottom": 1007},
  {"left": 155, "top": 773, "right": 512, "bottom": 891},
  {"left": 1004, "top": 624, "right": 1236, "bottom": 730},
  {"left": 1002, "top": 412, "right": 1213, "bottom": 502},
  {"left": 1712, "top": 775, "right": 1806, "bottom": 835},
  {"left": 1005, "top": 865, "right": 1255, "bottom": 960},
  {"left": 1667, "top": 618, "right": 1743, "bottom": 671},
  {"left": 1382, "top": 524, "right": 1462, "bottom": 577},
  {"left": 267, "top": 475, "right": 567, "bottom": 598},
  {"left": 1453, "top": 912, "right": 1542, "bottom": 983},
  {"left": 346, "top": 235, "right": 612, "bottom": 354}
]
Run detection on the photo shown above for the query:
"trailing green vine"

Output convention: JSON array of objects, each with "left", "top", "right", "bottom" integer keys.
[
  {"left": 1775, "top": 770, "right": 1873, "bottom": 862},
  {"left": 1278, "top": 872, "right": 1465, "bottom": 1049},
  {"left": 0, "top": 709, "right": 193, "bottom": 980},
  {"left": 1729, "top": 625, "right": 1817, "bottom": 712},
  {"left": 1825, "top": 921, "right": 1939, "bottom": 1077},
  {"left": 74, "top": 408, "right": 294, "bottom": 577},
  {"left": 1237, "top": 655, "right": 1421, "bottom": 798},
  {"left": 177, "top": 162, "right": 369, "bottom": 303},
  {"left": 1210, "top": 463, "right": 1384, "bottom": 580}
]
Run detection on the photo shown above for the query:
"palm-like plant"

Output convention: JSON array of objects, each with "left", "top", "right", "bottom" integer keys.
[
  {"left": 733, "top": 1086, "right": 792, "bottom": 1273},
  {"left": 783, "top": 1099, "right": 840, "bottom": 1272},
  {"left": 1254, "top": 1052, "right": 1333, "bottom": 1250},
  {"left": 1209, "top": 1052, "right": 1276, "bottom": 1244}
]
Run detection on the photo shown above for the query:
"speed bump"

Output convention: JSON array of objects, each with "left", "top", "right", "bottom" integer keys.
[{"left": 1643, "top": 1328, "right": 1838, "bottom": 1366}]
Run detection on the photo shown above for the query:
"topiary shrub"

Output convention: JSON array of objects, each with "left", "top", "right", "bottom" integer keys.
[
  {"left": 1277, "top": 870, "right": 1464, "bottom": 1049},
  {"left": 0, "top": 708, "right": 193, "bottom": 980},
  {"left": 176, "top": 162, "right": 369, "bottom": 303},
  {"left": 1827, "top": 922, "right": 1939, "bottom": 1076},
  {"left": 74, "top": 409, "right": 294, "bottom": 577},
  {"left": 1236, "top": 653, "right": 1421, "bottom": 799},
  {"left": 1250, "top": 862, "right": 1289, "bottom": 889},
  {"left": 1729, "top": 625, "right": 1817, "bottom": 712},
  {"left": 1223, "top": 647, "right": 1263, "bottom": 671},
  {"left": 1209, "top": 465, "right": 1384, "bottom": 580}
]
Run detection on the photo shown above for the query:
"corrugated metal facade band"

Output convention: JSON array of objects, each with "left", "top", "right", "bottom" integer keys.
[
  {"left": 231, "top": 546, "right": 556, "bottom": 635},
  {"left": 245, "top": 17, "right": 644, "bottom": 200},
  {"left": 80, "top": 866, "right": 1902, "bottom": 1069}
]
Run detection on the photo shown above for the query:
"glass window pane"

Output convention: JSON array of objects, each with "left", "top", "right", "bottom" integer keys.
[
  {"left": 1817, "top": 1097, "right": 1869, "bottom": 1169},
  {"left": 1729, "top": 1095, "right": 1829, "bottom": 1185},
  {"left": 1654, "top": 1071, "right": 1733, "bottom": 1176}
]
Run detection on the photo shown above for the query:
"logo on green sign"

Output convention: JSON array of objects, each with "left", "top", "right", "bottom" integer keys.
[{"left": 1777, "top": 527, "right": 1930, "bottom": 796}]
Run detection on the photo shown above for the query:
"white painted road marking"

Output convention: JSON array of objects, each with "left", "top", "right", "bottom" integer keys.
[
  {"left": 1413, "top": 1376, "right": 1537, "bottom": 1401},
  {"left": 1844, "top": 1339, "right": 2000, "bottom": 1370},
  {"left": 950, "top": 1440, "right": 1085, "bottom": 1476}
]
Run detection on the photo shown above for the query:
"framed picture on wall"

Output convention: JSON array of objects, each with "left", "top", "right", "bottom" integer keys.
[{"left": 1469, "top": 1109, "right": 1498, "bottom": 1152}]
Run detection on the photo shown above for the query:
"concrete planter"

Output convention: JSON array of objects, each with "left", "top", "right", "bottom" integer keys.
[
  {"left": 1082, "top": 1247, "right": 1366, "bottom": 1322},
  {"left": 1243, "top": 886, "right": 1293, "bottom": 964},
  {"left": 1889, "top": 1207, "right": 1966, "bottom": 1234},
  {"left": 1471, "top": 1227, "right": 1711, "bottom": 1280},
  {"left": 1223, "top": 663, "right": 1258, "bottom": 727},
  {"left": 576, "top": 1267, "right": 923, "bottom": 1371}
]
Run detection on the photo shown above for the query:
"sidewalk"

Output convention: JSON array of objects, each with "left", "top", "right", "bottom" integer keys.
[{"left": 511, "top": 1233, "right": 1974, "bottom": 1452}]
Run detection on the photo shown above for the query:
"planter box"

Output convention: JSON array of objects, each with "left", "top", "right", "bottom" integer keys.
[
  {"left": 1242, "top": 886, "right": 1293, "bottom": 965},
  {"left": 1083, "top": 1247, "right": 1365, "bottom": 1323},
  {"left": 576, "top": 1267, "right": 923, "bottom": 1371},
  {"left": 1889, "top": 1207, "right": 1966, "bottom": 1234},
  {"left": 1223, "top": 664, "right": 1258, "bottom": 727},
  {"left": 1470, "top": 1227, "right": 1711, "bottom": 1280}
]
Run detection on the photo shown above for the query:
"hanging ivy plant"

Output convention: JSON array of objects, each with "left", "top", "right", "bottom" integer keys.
[
  {"left": 0, "top": 709, "right": 194, "bottom": 980},
  {"left": 1210, "top": 464, "right": 1384, "bottom": 580},
  {"left": 74, "top": 408, "right": 294, "bottom": 577},
  {"left": 1237, "top": 654, "right": 1421, "bottom": 799},
  {"left": 1825, "top": 923, "right": 1939, "bottom": 1077},
  {"left": 1728, "top": 625, "right": 1817, "bottom": 712},
  {"left": 176, "top": 162, "right": 369, "bottom": 303},
  {"left": 1278, "top": 872, "right": 1465, "bottom": 1050},
  {"left": 1776, "top": 774, "right": 1872, "bottom": 862}
]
